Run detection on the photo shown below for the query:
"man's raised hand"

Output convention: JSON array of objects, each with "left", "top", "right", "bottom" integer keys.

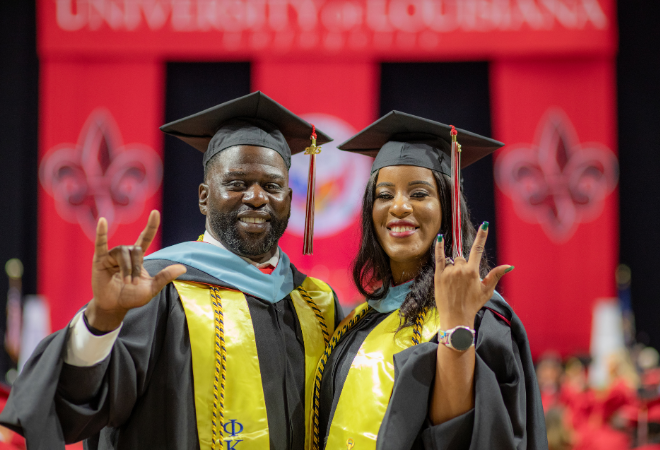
[{"left": 86, "top": 210, "right": 187, "bottom": 332}]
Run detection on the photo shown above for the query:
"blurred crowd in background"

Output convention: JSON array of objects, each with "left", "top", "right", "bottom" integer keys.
[
  {"left": 539, "top": 345, "right": 660, "bottom": 450},
  {"left": 536, "top": 264, "right": 660, "bottom": 450}
]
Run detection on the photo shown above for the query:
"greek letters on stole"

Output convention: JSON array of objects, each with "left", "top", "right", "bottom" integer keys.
[{"left": 174, "top": 278, "right": 335, "bottom": 450}]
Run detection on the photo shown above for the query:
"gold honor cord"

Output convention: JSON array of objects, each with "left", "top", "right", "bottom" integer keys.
[
  {"left": 298, "top": 286, "right": 331, "bottom": 346},
  {"left": 210, "top": 287, "right": 227, "bottom": 449},
  {"left": 311, "top": 305, "right": 426, "bottom": 450},
  {"left": 411, "top": 313, "right": 424, "bottom": 345}
]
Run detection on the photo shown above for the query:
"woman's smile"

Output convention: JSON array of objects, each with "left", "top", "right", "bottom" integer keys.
[{"left": 387, "top": 219, "right": 419, "bottom": 237}]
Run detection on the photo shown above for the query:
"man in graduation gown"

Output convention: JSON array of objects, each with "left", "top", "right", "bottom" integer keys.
[{"left": 0, "top": 91, "right": 343, "bottom": 450}]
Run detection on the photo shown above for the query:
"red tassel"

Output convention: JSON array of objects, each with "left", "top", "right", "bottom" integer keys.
[
  {"left": 450, "top": 125, "right": 462, "bottom": 259},
  {"left": 303, "top": 125, "right": 321, "bottom": 255}
]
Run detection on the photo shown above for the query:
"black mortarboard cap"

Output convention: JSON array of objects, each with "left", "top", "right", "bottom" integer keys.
[
  {"left": 337, "top": 110, "right": 504, "bottom": 175},
  {"left": 160, "top": 91, "right": 332, "bottom": 169}
]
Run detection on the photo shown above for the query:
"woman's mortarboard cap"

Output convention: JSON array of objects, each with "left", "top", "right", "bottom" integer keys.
[
  {"left": 338, "top": 110, "right": 504, "bottom": 259},
  {"left": 160, "top": 91, "right": 332, "bottom": 169},
  {"left": 336, "top": 110, "right": 504, "bottom": 175}
]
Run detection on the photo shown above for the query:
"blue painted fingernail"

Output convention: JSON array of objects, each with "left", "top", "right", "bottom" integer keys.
[
  {"left": 437, "top": 234, "right": 443, "bottom": 243},
  {"left": 505, "top": 266, "right": 515, "bottom": 273},
  {"left": 481, "top": 221, "right": 489, "bottom": 231}
]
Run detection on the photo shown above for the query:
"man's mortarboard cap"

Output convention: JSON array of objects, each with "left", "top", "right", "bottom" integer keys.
[
  {"left": 160, "top": 91, "right": 332, "bottom": 169},
  {"left": 337, "top": 110, "right": 504, "bottom": 175}
]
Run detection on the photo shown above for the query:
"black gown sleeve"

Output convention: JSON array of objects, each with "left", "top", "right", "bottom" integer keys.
[
  {"left": 54, "top": 309, "right": 113, "bottom": 406},
  {"left": 376, "top": 300, "right": 548, "bottom": 450},
  {"left": 0, "top": 283, "right": 179, "bottom": 449}
]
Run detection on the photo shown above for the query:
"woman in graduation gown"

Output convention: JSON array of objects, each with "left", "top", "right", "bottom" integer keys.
[{"left": 311, "top": 111, "right": 548, "bottom": 450}]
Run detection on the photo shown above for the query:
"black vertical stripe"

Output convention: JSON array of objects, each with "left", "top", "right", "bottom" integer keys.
[
  {"left": 379, "top": 62, "right": 497, "bottom": 265},
  {"left": 0, "top": 0, "right": 39, "bottom": 379},
  {"left": 162, "top": 62, "right": 251, "bottom": 247},
  {"left": 618, "top": 1, "right": 660, "bottom": 349}
]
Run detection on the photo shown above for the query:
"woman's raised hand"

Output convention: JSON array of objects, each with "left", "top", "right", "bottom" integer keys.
[
  {"left": 433, "top": 223, "right": 513, "bottom": 330},
  {"left": 86, "top": 210, "right": 187, "bottom": 332}
]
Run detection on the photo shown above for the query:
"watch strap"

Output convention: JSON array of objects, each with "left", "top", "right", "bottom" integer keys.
[{"left": 438, "top": 326, "right": 475, "bottom": 351}]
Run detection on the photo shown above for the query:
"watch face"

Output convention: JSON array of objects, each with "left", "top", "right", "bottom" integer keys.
[{"left": 450, "top": 328, "right": 473, "bottom": 351}]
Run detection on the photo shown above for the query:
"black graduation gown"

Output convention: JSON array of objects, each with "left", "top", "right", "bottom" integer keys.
[
  {"left": 318, "top": 295, "right": 548, "bottom": 450},
  {"left": 0, "top": 260, "right": 343, "bottom": 450}
]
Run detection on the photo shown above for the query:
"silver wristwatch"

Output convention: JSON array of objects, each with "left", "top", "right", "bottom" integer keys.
[{"left": 438, "top": 326, "right": 475, "bottom": 351}]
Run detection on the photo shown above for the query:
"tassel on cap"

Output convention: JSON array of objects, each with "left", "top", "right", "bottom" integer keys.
[
  {"left": 450, "top": 125, "right": 463, "bottom": 259},
  {"left": 303, "top": 125, "right": 321, "bottom": 255}
]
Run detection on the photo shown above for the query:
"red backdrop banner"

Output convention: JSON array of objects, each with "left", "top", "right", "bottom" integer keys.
[
  {"left": 491, "top": 58, "right": 618, "bottom": 357},
  {"left": 253, "top": 61, "right": 378, "bottom": 306},
  {"left": 36, "top": 0, "right": 620, "bottom": 356},
  {"left": 41, "top": 0, "right": 616, "bottom": 59},
  {"left": 38, "top": 60, "right": 165, "bottom": 330}
]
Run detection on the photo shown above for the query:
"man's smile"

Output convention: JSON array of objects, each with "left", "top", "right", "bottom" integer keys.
[
  {"left": 236, "top": 211, "right": 272, "bottom": 233},
  {"left": 239, "top": 217, "right": 267, "bottom": 224}
]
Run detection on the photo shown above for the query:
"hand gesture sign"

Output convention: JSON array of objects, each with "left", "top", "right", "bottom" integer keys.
[
  {"left": 429, "top": 223, "right": 512, "bottom": 425},
  {"left": 434, "top": 223, "right": 513, "bottom": 330},
  {"left": 85, "top": 210, "right": 187, "bottom": 332}
]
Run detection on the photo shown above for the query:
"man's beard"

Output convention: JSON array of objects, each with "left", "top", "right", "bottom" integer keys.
[{"left": 208, "top": 206, "right": 289, "bottom": 258}]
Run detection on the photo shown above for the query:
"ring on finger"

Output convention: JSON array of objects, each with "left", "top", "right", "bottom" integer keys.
[{"left": 445, "top": 257, "right": 454, "bottom": 265}]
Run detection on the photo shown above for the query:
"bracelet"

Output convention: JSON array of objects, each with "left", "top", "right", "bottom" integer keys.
[{"left": 82, "top": 310, "right": 112, "bottom": 336}]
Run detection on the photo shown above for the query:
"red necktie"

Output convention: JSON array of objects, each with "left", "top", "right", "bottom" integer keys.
[{"left": 257, "top": 264, "right": 276, "bottom": 275}]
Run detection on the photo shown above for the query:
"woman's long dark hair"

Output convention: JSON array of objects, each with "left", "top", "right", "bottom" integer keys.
[{"left": 352, "top": 169, "right": 490, "bottom": 329}]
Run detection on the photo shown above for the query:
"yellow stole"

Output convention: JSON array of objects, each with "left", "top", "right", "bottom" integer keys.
[
  {"left": 323, "top": 305, "right": 440, "bottom": 450},
  {"left": 173, "top": 277, "right": 335, "bottom": 450}
]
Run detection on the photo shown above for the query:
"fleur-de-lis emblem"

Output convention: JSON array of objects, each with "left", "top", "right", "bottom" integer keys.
[
  {"left": 40, "top": 109, "right": 162, "bottom": 240},
  {"left": 495, "top": 108, "right": 618, "bottom": 242}
]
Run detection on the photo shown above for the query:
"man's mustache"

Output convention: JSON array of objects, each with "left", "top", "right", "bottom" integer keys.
[{"left": 230, "top": 205, "right": 276, "bottom": 218}]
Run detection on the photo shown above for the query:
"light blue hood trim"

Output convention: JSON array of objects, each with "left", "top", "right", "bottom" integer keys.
[
  {"left": 367, "top": 280, "right": 414, "bottom": 313},
  {"left": 145, "top": 241, "right": 294, "bottom": 304}
]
